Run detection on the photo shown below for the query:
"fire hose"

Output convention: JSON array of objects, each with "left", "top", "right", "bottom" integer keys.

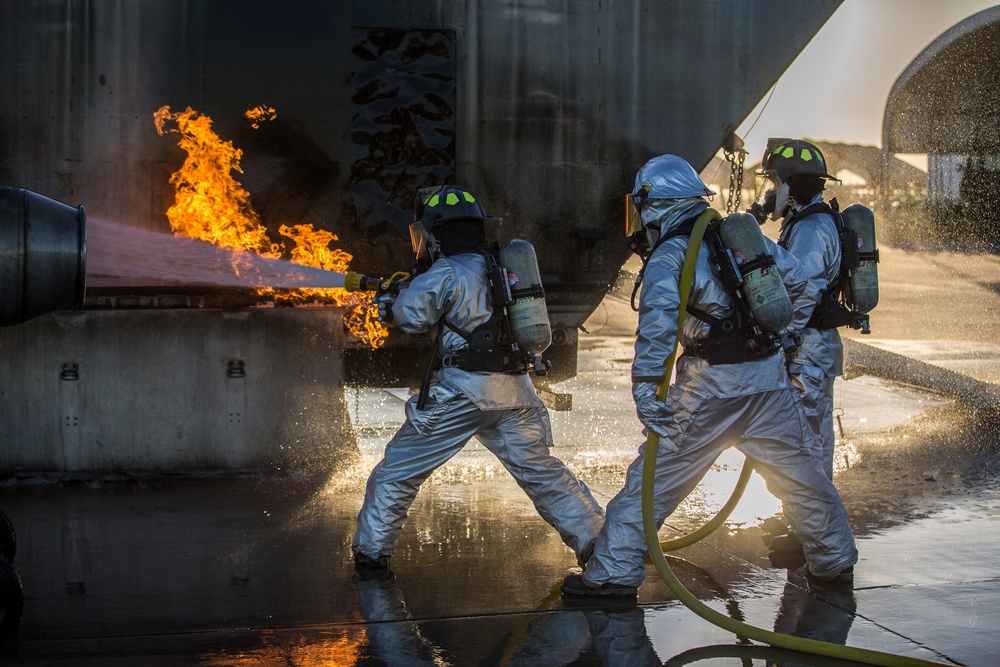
[{"left": 643, "top": 215, "right": 947, "bottom": 667}]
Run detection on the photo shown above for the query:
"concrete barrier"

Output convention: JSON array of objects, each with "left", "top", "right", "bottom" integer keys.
[
  {"left": 844, "top": 337, "right": 1000, "bottom": 411},
  {"left": 0, "top": 308, "right": 357, "bottom": 473}
]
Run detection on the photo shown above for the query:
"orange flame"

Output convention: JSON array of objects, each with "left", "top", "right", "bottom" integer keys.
[
  {"left": 245, "top": 104, "right": 276, "bottom": 129},
  {"left": 153, "top": 106, "right": 280, "bottom": 258},
  {"left": 154, "top": 104, "right": 388, "bottom": 348}
]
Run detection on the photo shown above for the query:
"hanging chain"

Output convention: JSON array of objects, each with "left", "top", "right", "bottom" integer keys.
[{"left": 724, "top": 146, "right": 746, "bottom": 214}]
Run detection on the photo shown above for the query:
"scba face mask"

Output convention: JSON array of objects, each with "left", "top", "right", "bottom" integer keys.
[
  {"left": 411, "top": 185, "right": 444, "bottom": 263},
  {"left": 755, "top": 171, "right": 790, "bottom": 221}
]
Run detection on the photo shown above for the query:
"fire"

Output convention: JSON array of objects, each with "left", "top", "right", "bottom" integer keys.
[
  {"left": 154, "top": 105, "right": 388, "bottom": 348},
  {"left": 153, "top": 106, "right": 280, "bottom": 258},
  {"left": 245, "top": 104, "right": 276, "bottom": 129}
]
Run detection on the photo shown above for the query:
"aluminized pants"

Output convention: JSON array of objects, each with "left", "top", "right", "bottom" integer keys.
[
  {"left": 353, "top": 390, "right": 605, "bottom": 562},
  {"left": 789, "top": 359, "right": 837, "bottom": 479},
  {"left": 584, "top": 364, "right": 857, "bottom": 587}
]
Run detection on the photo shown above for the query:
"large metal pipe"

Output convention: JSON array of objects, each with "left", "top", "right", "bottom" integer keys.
[{"left": 0, "top": 187, "right": 86, "bottom": 324}]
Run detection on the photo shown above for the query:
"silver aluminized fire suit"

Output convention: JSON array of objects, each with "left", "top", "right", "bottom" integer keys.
[
  {"left": 779, "top": 193, "right": 843, "bottom": 479},
  {"left": 582, "top": 198, "right": 858, "bottom": 588},
  {"left": 352, "top": 252, "right": 605, "bottom": 565}
]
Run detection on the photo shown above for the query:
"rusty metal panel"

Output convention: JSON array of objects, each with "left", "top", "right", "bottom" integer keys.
[{"left": 0, "top": 0, "right": 839, "bottom": 299}]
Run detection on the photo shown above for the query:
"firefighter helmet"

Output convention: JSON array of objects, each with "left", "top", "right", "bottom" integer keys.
[
  {"left": 410, "top": 185, "right": 496, "bottom": 262},
  {"left": 759, "top": 139, "right": 837, "bottom": 183},
  {"left": 632, "top": 154, "right": 715, "bottom": 203},
  {"left": 414, "top": 185, "right": 496, "bottom": 226}
]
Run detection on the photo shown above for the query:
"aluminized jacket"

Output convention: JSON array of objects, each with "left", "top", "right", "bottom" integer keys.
[
  {"left": 353, "top": 252, "right": 605, "bottom": 565},
  {"left": 391, "top": 253, "right": 541, "bottom": 410},
  {"left": 779, "top": 194, "right": 844, "bottom": 478},
  {"left": 631, "top": 200, "right": 808, "bottom": 385},
  {"left": 583, "top": 201, "right": 857, "bottom": 587}
]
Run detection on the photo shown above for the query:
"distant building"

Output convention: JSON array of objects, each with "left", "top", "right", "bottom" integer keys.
[
  {"left": 927, "top": 155, "right": 965, "bottom": 207},
  {"left": 883, "top": 6, "right": 1000, "bottom": 241}
]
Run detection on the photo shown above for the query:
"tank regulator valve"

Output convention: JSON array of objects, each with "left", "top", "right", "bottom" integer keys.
[{"left": 532, "top": 354, "right": 551, "bottom": 376}]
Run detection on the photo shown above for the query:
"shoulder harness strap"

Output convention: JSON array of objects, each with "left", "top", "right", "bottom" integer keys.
[
  {"left": 784, "top": 198, "right": 855, "bottom": 330},
  {"left": 630, "top": 209, "right": 721, "bottom": 312},
  {"left": 777, "top": 200, "right": 839, "bottom": 249}
]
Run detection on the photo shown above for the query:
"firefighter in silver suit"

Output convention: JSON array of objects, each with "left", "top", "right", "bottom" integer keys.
[
  {"left": 352, "top": 185, "right": 604, "bottom": 570},
  {"left": 756, "top": 139, "right": 844, "bottom": 480},
  {"left": 562, "top": 155, "right": 857, "bottom": 598}
]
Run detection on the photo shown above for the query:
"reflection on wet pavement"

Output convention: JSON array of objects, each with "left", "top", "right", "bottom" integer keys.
[
  {"left": 3, "top": 245, "right": 1000, "bottom": 665},
  {"left": 2, "top": 338, "right": 995, "bottom": 665}
]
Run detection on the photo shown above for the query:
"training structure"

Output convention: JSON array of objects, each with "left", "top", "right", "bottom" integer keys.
[{"left": 0, "top": 0, "right": 841, "bottom": 472}]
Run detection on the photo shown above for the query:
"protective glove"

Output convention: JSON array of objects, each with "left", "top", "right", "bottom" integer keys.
[
  {"left": 374, "top": 292, "right": 396, "bottom": 323},
  {"left": 632, "top": 381, "right": 676, "bottom": 446}
]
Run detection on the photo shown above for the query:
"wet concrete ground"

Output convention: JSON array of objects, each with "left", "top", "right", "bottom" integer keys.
[{"left": 2, "top": 246, "right": 1000, "bottom": 665}]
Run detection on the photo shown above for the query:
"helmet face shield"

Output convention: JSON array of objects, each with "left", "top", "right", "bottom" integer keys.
[
  {"left": 413, "top": 185, "right": 443, "bottom": 224},
  {"left": 409, "top": 221, "right": 436, "bottom": 262},
  {"left": 625, "top": 187, "right": 649, "bottom": 238},
  {"left": 755, "top": 170, "right": 779, "bottom": 200}
]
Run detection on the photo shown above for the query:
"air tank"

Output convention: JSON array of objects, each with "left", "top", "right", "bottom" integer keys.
[
  {"left": 717, "top": 212, "right": 793, "bottom": 333},
  {"left": 840, "top": 204, "right": 879, "bottom": 315},
  {"left": 499, "top": 239, "right": 551, "bottom": 355},
  {"left": 0, "top": 188, "right": 87, "bottom": 325}
]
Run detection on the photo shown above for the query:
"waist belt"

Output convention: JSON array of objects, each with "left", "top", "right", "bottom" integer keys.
[
  {"left": 441, "top": 352, "right": 468, "bottom": 369},
  {"left": 682, "top": 340, "right": 780, "bottom": 364},
  {"left": 440, "top": 350, "right": 527, "bottom": 374},
  {"left": 806, "top": 287, "right": 852, "bottom": 330},
  {"left": 682, "top": 342, "right": 708, "bottom": 359}
]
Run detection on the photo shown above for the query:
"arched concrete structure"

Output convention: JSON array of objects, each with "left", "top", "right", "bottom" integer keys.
[
  {"left": 882, "top": 7, "right": 1000, "bottom": 239},
  {"left": 883, "top": 6, "right": 1000, "bottom": 154}
]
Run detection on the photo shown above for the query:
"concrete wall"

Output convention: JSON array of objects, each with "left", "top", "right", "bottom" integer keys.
[{"left": 0, "top": 308, "right": 357, "bottom": 473}]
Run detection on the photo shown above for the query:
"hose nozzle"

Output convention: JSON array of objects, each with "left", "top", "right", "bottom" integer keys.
[{"left": 344, "top": 270, "right": 411, "bottom": 294}]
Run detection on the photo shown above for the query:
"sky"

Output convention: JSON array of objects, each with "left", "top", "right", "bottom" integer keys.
[{"left": 735, "top": 0, "right": 1000, "bottom": 169}]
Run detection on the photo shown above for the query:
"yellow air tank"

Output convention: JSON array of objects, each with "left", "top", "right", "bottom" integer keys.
[
  {"left": 498, "top": 239, "right": 551, "bottom": 355},
  {"left": 717, "top": 212, "right": 793, "bottom": 333},
  {"left": 840, "top": 204, "right": 879, "bottom": 316}
]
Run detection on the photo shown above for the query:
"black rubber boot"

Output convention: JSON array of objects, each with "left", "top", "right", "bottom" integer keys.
[
  {"left": 805, "top": 565, "right": 854, "bottom": 588},
  {"left": 766, "top": 530, "right": 805, "bottom": 569},
  {"left": 354, "top": 551, "right": 390, "bottom": 569},
  {"left": 561, "top": 574, "right": 638, "bottom": 598}
]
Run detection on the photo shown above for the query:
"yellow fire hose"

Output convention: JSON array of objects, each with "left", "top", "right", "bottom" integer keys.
[
  {"left": 658, "top": 459, "right": 754, "bottom": 553},
  {"left": 641, "top": 210, "right": 947, "bottom": 666}
]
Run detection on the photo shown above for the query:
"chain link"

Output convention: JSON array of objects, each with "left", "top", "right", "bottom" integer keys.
[{"left": 724, "top": 147, "right": 746, "bottom": 214}]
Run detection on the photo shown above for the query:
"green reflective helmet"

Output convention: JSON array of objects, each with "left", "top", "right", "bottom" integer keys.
[
  {"left": 414, "top": 185, "right": 496, "bottom": 226},
  {"left": 409, "top": 185, "right": 497, "bottom": 262},
  {"left": 759, "top": 139, "right": 836, "bottom": 183}
]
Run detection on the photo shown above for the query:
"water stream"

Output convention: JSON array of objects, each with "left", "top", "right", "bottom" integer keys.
[{"left": 85, "top": 218, "right": 346, "bottom": 289}]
